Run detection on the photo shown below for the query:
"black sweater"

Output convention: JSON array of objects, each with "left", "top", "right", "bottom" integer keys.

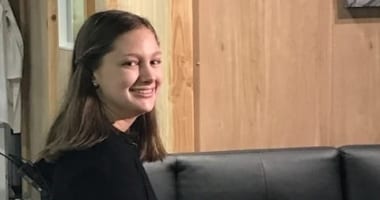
[{"left": 35, "top": 131, "right": 157, "bottom": 200}]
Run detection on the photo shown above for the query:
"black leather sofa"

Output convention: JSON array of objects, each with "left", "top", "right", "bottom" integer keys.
[{"left": 143, "top": 145, "right": 380, "bottom": 200}]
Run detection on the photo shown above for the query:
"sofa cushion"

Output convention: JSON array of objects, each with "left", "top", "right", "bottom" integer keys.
[
  {"left": 175, "top": 151, "right": 266, "bottom": 200},
  {"left": 174, "top": 147, "right": 343, "bottom": 200},
  {"left": 339, "top": 145, "right": 380, "bottom": 200},
  {"left": 261, "top": 147, "right": 343, "bottom": 200}
]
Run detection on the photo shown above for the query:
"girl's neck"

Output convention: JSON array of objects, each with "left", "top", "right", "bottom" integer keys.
[{"left": 112, "top": 118, "right": 136, "bottom": 133}]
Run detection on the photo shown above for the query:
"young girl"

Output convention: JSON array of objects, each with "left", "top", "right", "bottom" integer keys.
[{"left": 35, "top": 10, "right": 166, "bottom": 200}]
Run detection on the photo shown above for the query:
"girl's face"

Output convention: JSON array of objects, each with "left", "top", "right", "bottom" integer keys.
[{"left": 93, "top": 27, "right": 162, "bottom": 119}]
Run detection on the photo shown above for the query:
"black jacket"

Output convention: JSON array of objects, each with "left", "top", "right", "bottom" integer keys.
[{"left": 35, "top": 131, "right": 158, "bottom": 200}]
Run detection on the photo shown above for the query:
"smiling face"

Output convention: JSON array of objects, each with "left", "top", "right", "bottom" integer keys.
[{"left": 93, "top": 27, "right": 162, "bottom": 120}]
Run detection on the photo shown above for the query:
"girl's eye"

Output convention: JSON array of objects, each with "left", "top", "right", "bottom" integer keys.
[
  {"left": 122, "top": 60, "right": 138, "bottom": 67},
  {"left": 150, "top": 59, "right": 162, "bottom": 66}
]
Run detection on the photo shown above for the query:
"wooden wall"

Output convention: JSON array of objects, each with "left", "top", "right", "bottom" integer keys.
[
  {"left": 196, "top": 0, "right": 380, "bottom": 151},
  {"left": 329, "top": 0, "right": 380, "bottom": 145}
]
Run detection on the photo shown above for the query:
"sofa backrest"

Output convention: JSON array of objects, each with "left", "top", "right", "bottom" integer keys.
[
  {"left": 339, "top": 145, "right": 380, "bottom": 200},
  {"left": 144, "top": 147, "right": 343, "bottom": 200},
  {"left": 144, "top": 156, "right": 177, "bottom": 200}
]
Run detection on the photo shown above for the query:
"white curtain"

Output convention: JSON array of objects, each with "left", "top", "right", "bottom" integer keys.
[{"left": 0, "top": 0, "right": 23, "bottom": 133}]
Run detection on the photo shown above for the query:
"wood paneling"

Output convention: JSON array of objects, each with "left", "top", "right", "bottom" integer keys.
[
  {"left": 47, "top": 0, "right": 58, "bottom": 119},
  {"left": 85, "top": 0, "right": 96, "bottom": 16},
  {"left": 171, "top": 0, "right": 194, "bottom": 152},
  {"left": 260, "top": 0, "right": 333, "bottom": 148},
  {"left": 328, "top": 0, "right": 380, "bottom": 145},
  {"left": 193, "top": 0, "right": 200, "bottom": 151},
  {"left": 197, "top": 0, "right": 380, "bottom": 151},
  {"left": 198, "top": 0, "right": 265, "bottom": 150}
]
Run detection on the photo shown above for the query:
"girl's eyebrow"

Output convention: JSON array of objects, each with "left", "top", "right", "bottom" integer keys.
[
  {"left": 152, "top": 51, "right": 162, "bottom": 57},
  {"left": 121, "top": 51, "right": 162, "bottom": 57}
]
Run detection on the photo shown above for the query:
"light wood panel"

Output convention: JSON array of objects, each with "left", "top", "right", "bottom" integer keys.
[
  {"left": 198, "top": 0, "right": 265, "bottom": 150},
  {"left": 47, "top": 0, "right": 59, "bottom": 120},
  {"left": 85, "top": 0, "right": 96, "bottom": 16},
  {"left": 171, "top": 0, "right": 194, "bottom": 152},
  {"left": 193, "top": 0, "right": 200, "bottom": 151},
  {"left": 327, "top": 0, "right": 380, "bottom": 145},
  {"left": 260, "top": 0, "right": 333, "bottom": 148},
  {"left": 197, "top": 0, "right": 380, "bottom": 151}
]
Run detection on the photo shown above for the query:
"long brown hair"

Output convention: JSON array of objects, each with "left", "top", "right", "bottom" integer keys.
[{"left": 39, "top": 10, "right": 166, "bottom": 162}]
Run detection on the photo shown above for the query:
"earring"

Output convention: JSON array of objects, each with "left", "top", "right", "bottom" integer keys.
[{"left": 92, "top": 80, "right": 99, "bottom": 88}]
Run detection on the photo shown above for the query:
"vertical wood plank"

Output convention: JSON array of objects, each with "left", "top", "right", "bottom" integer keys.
[
  {"left": 329, "top": 0, "right": 380, "bottom": 145},
  {"left": 47, "top": 0, "right": 58, "bottom": 120},
  {"left": 171, "top": 0, "right": 195, "bottom": 152},
  {"left": 261, "top": 0, "right": 333, "bottom": 148},
  {"left": 193, "top": 0, "right": 200, "bottom": 152},
  {"left": 85, "top": 0, "right": 96, "bottom": 16},
  {"left": 105, "top": 0, "right": 118, "bottom": 9},
  {"left": 198, "top": 0, "right": 265, "bottom": 150}
]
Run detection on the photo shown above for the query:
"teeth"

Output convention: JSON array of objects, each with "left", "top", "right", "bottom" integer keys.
[
  {"left": 138, "top": 89, "right": 152, "bottom": 94},
  {"left": 131, "top": 89, "right": 154, "bottom": 94}
]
